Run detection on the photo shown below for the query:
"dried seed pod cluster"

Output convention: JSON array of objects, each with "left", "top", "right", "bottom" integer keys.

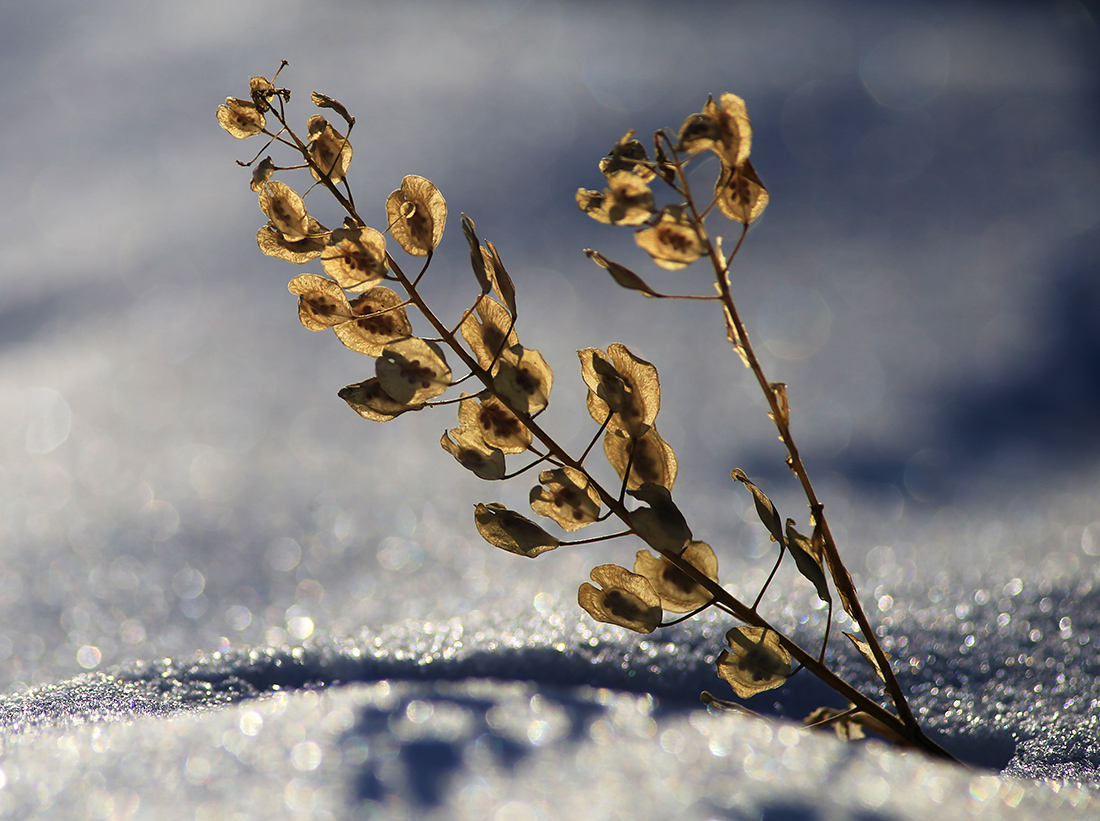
[{"left": 218, "top": 66, "right": 955, "bottom": 761}]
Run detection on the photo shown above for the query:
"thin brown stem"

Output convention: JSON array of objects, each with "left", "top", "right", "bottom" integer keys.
[{"left": 676, "top": 178, "right": 922, "bottom": 740}]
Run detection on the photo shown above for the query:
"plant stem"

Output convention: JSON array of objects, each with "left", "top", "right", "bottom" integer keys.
[{"left": 660, "top": 140, "right": 937, "bottom": 750}]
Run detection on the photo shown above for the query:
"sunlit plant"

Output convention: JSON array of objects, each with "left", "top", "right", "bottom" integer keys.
[{"left": 218, "top": 64, "right": 958, "bottom": 761}]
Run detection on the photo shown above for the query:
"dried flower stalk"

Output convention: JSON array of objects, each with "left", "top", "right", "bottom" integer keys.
[{"left": 218, "top": 65, "right": 958, "bottom": 762}]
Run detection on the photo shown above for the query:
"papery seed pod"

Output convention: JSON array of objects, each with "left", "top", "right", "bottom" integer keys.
[
  {"left": 576, "top": 188, "right": 608, "bottom": 221},
  {"left": 529, "top": 467, "right": 601, "bottom": 531},
  {"left": 576, "top": 171, "right": 655, "bottom": 226},
  {"left": 710, "top": 93, "right": 752, "bottom": 168},
  {"left": 474, "top": 503, "right": 560, "bottom": 557},
  {"left": 441, "top": 426, "right": 505, "bottom": 480},
  {"left": 676, "top": 94, "right": 752, "bottom": 168},
  {"left": 578, "top": 347, "right": 629, "bottom": 416},
  {"left": 580, "top": 343, "right": 660, "bottom": 438},
  {"left": 376, "top": 337, "right": 452, "bottom": 404},
  {"left": 321, "top": 226, "right": 388, "bottom": 292},
  {"left": 249, "top": 76, "right": 276, "bottom": 110},
  {"left": 493, "top": 345, "right": 552, "bottom": 415},
  {"left": 288, "top": 274, "right": 354, "bottom": 330},
  {"left": 338, "top": 378, "right": 420, "bottom": 422},
  {"left": 458, "top": 393, "right": 531, "bottom": 454},
  {"left": 714, "top": 159, "right": 768, "bottom": 225},
  {"left": 716, "top": 626, "right": 792, "bottom": 698},
  {"left": 627, "top": 483, "right": 692, "bottom": 554},
  {"left": 250, "top": 157, "right": 277, "bottom": 192},
  {"left": 460, "top": 297, "right": 518, "bottom": 373},
  {"left": 386, "top": 175, "right": 447, "bottom": 256},
  {"left": 633, "top": 540, "right": 718, "bottom": 613},
  {"left": 335, "top": 286, "right": 413, "bottom": 357},
  {"left": 603, "top": 424, "right": 678, "bottom": 491},
  {"left": 598, "top": 130, "right": 655, "bottom": 182},
  {"left": 217, "top": 97, "right": 266, "bottom": 138},
  {"left": 635, "top": 205, "right": 706, "bottom": 271},
  {"left": 306, "top": 115, "right": 353, "bottom": 185},
  {"left": 257, "top": 218, "right": 327, "bottom": 264},
  {"left": 578, "top": 564, "right": 662, "bottom": 634},
  {"left": 676, "top": 111, "right": 721, "bottom": 156},
  {"left": 260, "top": 181, "right": 310, "bottom": 242}
]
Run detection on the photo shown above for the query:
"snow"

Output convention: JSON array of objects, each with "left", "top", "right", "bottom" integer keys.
[{"left": 1, "top": 0, "right": 1099, "bottom": 817}]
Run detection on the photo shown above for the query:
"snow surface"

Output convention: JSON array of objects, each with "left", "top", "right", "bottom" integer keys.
[{"left": 1, "top": 0, "right": 1099, "bottom": 817}]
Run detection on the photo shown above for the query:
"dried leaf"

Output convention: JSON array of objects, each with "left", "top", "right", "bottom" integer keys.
[
  {"left": 700, "top": 692, "right": 762, "bottom": 717},
  {"left": 809, "top": 518, "right": 826, "bottom": 564},
  {"left": 731, "top": 469, "right": 785, "bottom": 547},
  {"left": 784, "top": 519, "right": 831, "bottom": 605},
  {"left": 822, "top": 539, "right": 859, "bottom": 623},
  {"left": 530, "top": 466, "right": 602, "bottom": 531},
  {"left": 585, "top": 249, "right": 660, "bottom": 298},
  {"left": 578, "top": 564, "right": 662, "bottom": 634},
  {"left": 386, "top": 175, "right": 446, "bottom": 256},
  {"left": 716, "top": 626, "right": 792, "bottom": 698},
  {"left": 461, "top": 214, "right": 492, "bottom": 295},
  {"left": 484, "top": 241, "right": 517, "bottom": 319},
  {"left": 652, "top": 134, "right": 676, "bottom": 184},
  {"left": 376, "top": 337, "right": 452, "bottom": 404},
  {"left": 634, "top": 540, "right": 718, "bottom": 613},
  {"left": 805, "top": 706, "right": 867, "bottom": 742},
  {"left": 722, "top": 300, "right": 752, "bottom": 368},
  {"left": 310, "top": 91, "right": 355, "bottom": 127},
  {"left": 474, "top": 503, "right": 560, "bottom": 557},
  {"left": 844, "top": 632, "right": 890, "bottom": 682},
  {"left": 769, "top": 382, "right": 789, "bottom": 428}
]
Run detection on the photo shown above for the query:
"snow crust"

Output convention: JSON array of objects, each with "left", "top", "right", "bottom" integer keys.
[{"left": 1, "top": 0, "right": 1098, "bottom": 817}]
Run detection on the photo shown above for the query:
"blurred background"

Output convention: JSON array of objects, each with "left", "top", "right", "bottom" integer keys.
[{"left": 0, "top": 0, "right": 1097, "bottom": 696}]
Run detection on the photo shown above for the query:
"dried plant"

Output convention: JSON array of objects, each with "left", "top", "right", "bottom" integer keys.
[{"left": 218, "top": 64, "right": 958, "bottom": 761}]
